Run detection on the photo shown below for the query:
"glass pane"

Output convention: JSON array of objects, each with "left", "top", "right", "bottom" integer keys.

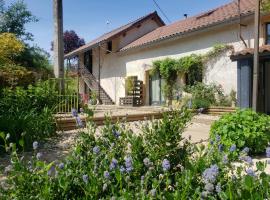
[{"left": 151, "top": 72, "right": 160, "bottom": 104}]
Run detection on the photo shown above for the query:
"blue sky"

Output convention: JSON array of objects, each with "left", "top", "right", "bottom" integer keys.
[{"left": 6, "top": 0, "right": 232, "bottom": 56}]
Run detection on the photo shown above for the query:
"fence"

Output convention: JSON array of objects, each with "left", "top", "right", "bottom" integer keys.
[{"left": 55, "top": 94, "right": 79, "bottom": 113}]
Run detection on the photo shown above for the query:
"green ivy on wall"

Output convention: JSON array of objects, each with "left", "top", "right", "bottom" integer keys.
[{"left": 151, "top": 43, "right": 233, "bottom": 104}]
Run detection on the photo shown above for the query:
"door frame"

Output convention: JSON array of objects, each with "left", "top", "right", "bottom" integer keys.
[{"left": 149, "top": 72, "right": 165, "bottom": 105}]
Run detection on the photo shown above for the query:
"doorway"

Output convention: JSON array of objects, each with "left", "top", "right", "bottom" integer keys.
[
  {"left": 149, "top": 71, "right": 165, "bottom": 105},
  {"left": 84, "top": 50, "right": 93, "bottom": 73}
]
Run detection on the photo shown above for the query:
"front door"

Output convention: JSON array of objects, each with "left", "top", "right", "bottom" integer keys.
[
  {"left": 84, "top": 50, "right": 93, "bottom": 73},
  {"left": 149, "top": 72, "right": 165, "bottom": 105}
]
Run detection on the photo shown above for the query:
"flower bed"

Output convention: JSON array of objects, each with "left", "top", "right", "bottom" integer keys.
[{"left": 1, "top": 108, "right": 270, "bottom": 199}]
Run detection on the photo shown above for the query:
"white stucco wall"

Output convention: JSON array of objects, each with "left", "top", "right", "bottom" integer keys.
[{"left": 79, "top": 17, "right": 268, "bottom": 105}]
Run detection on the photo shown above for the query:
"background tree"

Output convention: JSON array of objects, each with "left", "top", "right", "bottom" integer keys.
[{"left": 51, "top": 30, "right": 85, "bottom": 54}]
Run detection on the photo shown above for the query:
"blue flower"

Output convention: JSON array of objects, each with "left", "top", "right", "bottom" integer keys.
[
  {"left": 112, "top": 129, "right": 120, "bottom": 138},
  {"left": 125, "top": 156, "right": 133, "bottom": 173},
  {"left": 58, "top": 163, "right": 64, "bottom": 170},
  {"left": 210, "top": 140, "right": 214, "bottom": 145},
  {"left": 243, "top": 156, "right": 253, "bottom": 165},
  {"left": 242, "top": 147, "right": 249, "bottom": 154},
  {"left": 104, "top": 171, "right": 110, "bottom": 179},
  {"left": 71, "top": 108, "right": 78, "bottom": 117},
  {"left": 162, "top": 159, "right": 171, "bottom": 171},
  {"left": 222, "top": 155, "right": 228, "bottom": 164},
  {"left": 246, "top": 168, "right": 255, "bottom": 177},
  {"left": 218, "top": 144, "right": 223, "bottom": 152},
  {"left": 93, "top": 146, "right": 100, "bottom": 154},
  {"left": 216, "top": 135, "right": 221, "bottom": 142},
  {"left": 75, "top": 116, "right": 84, "bottom": 128},
  {"left": 82, "top": 174, "right": 89, "bottom": 184},
  {"left": 229, "top": 144, "right": 236, "bottom": 152},
  {"left": 215, "top": 183, "right": 221, "bottom": 193},
  {"left": 202, "top": 164, "right": 219, "bottom": 184},
  {"left": 47, "top": 166, "right": 55, "bottom": 176},
  {"left": 143, "top": 157, "right": 151, "bottom": 167},
  {"left": 266, "top": 147, "right": 270, "bottom": 158},
  {"left": 33, "top": 141, "right": 38, "bottom": 150},
  {"left": 120, "top": 165, "right": 125, "bottom": 173},
  {"left": 109, "top": 158, "right": 118, "bottom": 170}
]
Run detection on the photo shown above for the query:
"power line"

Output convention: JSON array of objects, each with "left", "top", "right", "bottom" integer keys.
[{"left": 152, "top": 0, "right": 171, "bottom": 23}]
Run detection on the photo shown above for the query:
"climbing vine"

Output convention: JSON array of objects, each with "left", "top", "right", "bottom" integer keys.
[{"left": 152, "top": 43, "right": 233, "bottom": 104}]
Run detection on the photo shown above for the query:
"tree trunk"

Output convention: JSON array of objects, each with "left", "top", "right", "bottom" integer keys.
[{"left": 53, "top": 0, "right": 64, "bottom": 92}]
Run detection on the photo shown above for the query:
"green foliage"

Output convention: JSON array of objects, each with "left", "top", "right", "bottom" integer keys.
[
  {"left": 210, "top": 109, "right": 270, "bottom": 154},
  {"left": 203, "top": 43, "right": 233, "bottom": 62},
  {"left": 0, "top": 81, "right": 57, "bottom": 152},
  {"left": 0, "top": 0, "right": 38, "bottom": 41},
  {"left": 2, "top": 108, "right": 270, "bottom": 199},
  {"left": 262, "top": 0, "right": 270, "bottom": 13}
]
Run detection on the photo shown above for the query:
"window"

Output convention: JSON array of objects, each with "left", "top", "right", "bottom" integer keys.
[
  {"left": 266, "top": 23, "right": 270, "bottom": 44},
  {"left": 107, "top": 41, "right": 112, "bottom": 53}
]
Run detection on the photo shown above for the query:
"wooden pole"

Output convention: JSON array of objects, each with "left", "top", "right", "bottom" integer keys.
[
  {"left": 53, "top": 0, "right": 64, "bottom": 92},
  {"left": 252, "top": 0, "right": 260, "bottom": 111},
  {"left": 98, "top": 44, "right": 101, "bottom": 104}
]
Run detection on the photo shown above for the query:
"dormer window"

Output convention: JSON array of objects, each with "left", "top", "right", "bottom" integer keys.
[
  {"left": 266, "top": 23, "right": 270, "bottom": 44},
  {"left": 107, "top": 41, "right": 112, "bottom": 53}
]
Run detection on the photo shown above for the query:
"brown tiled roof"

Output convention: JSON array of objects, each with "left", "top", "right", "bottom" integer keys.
[
  {"left": 65, "top": 11, "right": 165, "bottom": 58},
  {"left": 231, "top": 45, "right": 270, "bottom": 59},
  {"left": 120, "top": 0, "right": 255, "bottom": 52}
]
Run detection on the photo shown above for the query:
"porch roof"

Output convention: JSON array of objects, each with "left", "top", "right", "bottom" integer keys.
[
  {"left": 230, "top": 45, "right": 270, "bottom": 61},
  {"left": 64, "top": 11, "right": 165, "bottom": 59}
]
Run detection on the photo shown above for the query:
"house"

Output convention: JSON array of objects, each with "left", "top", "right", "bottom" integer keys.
[{"left": 65, "top": 0, "right": 270, "bottom": 113}]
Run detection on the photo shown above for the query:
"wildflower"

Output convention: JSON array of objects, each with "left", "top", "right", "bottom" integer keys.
[
  {"left": 229, "top": 144, "right": 236, "bottom": 152},
  {"left": 242, "top": 147, "right": 249, "bottom": 154},
  {"left": 266, "top": 147, "right": 270, "bottom": 158},
  {"left": 216, "top": 135, "right": 221, "bottom": 142},
  {"left": 218, "top": 144, "right": 223, "bottom": 152},
  {"left": 76, "top": 116, "right": 84, "bottom": 128},
  {"left": 204, "top": 182, "right": 214, "bottom": 193},
  {"left": 93, "top": 146, "right": 100, "bottom": 154},
  {"left": 47, "top": 166, "right": 55, "bottom": 177},
  {"left": 71, "top": 108, "right": 78, "bottom": 117},
  {"left": 216, "top": 183, "right": 221, "bottom": 193},
  {"left": 125, "top": 156, "right": 133, "bottom": 173},
  {"left": 201, "top": 191, "right": 208, "bottom": 199},
  {"left": 112, "top": 129, "right": 120, "bottom": 138},
  {"left": 143, "top": 157, "right": 151, "bottom": 167},
  {"left": 202, "top": 164, "right": 219, "bottom": 184},
  {"left": 210, "top": 140, "right": 214, "bottom": 145},
  {"left": 36, "top": 152, "right": 42, "bottom": 160},
  {"left": 150, "top": 189, "right": 156, "bottom": 197},
  {"left": 33, "top": 141, "right": 38, "bottom": 150},
  {"left": 246, "top": 168, "right": 255, "bottom": 177},
  {"left": 58, "top": 163, "right": 64, "bottom": 170},
  {"left": 243, "top": 156, "right": 253, "bottom": 165},
  {"left": 120, "top": 165, "right": 125, "bottom": 173},
  {"left": 223, "top": 155, "right": 228, "bottom": 164},
  {"left": 162, "top": 159, "right": 171, "bottom": 171},
  {"left": 82, "top": 174, "right": 89, "bottom": 184},
  {"left": 104, "top": 171, "right": 110, "bottom": 179},
  {"left": 109, "top": 158, "right": 118, "bottom": 170},
  {"left": 4, "top": 165, "right": 12, "bottom": 174},
  {"left": 5, "top": 133, "right": 10, "bottom": 140},
  {"left": 103, "top": 183, "right": 108, "bottom": 191}
]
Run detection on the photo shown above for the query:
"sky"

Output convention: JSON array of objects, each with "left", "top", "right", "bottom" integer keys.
[{"left": 6, "top": 0, "right": 232, "bottom": 56}]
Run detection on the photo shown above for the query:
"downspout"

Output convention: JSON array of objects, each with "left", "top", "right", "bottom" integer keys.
[
  {"left": 98, "top": 43, "right": 101, "bottom": 104},
  {"left": 238, "top": 0, "right": 248, "bottom": 48}
]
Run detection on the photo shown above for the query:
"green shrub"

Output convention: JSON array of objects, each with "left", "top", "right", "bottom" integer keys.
[
  {"left": 192, "top": 98, "right": 211, "bottom": 109},
  {"left": 0, "top": 81, "right": 57, "bottom": 152},
  {"left": 210, "top": 109, "right": 270, "bottom": 154}
]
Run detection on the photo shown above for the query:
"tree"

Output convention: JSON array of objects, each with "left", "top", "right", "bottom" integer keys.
[
  {"left": 0, "top": 0, "right": 37, "bottom": 41},
  {"left": 0, "top": 33, "right": 24, "bottom": 64},
  {"left": 51, "top": 30, "right": 85, "bottom": 54}
]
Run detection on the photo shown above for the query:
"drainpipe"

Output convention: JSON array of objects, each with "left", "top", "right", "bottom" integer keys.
[
  {"left": 238, "top": 0, "right": 248, "bottom": 48},
  {"left": 252, "top": 0, "right": 260, "bottom": 111},
  {"left": 98, "top": 43, "right": 101, "bottom": 103}
]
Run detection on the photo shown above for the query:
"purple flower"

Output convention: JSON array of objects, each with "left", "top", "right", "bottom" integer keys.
[
  {"left": 246, "top": 168, "right": 255, "bottom": 177},
  {"left": 162, "top": 159, "right": 171, "bottom": 171},
  {"left": 202, "top": 164, "right": 219, "bottom": 184},
  {"left": 36, "top": 152, "right": 42, "bottom": 160},
  {"left": 93, "top": 146, "right": 100, "bottom": 154},
  {"left": 242, "top": 156, "right": 253, "bottom": 165},
  {"left": 58, "top": 163, "right": 64, "bottom": 169},
  {"left": 218, "top": 144, "right": 223, "bottom": 152},
  {"left": 109, "top": 158, "right": 118, "bottom": 170},
  {"left": 104, "top": 171, "right": 110, "bottom": 179},
  {"left": 210, "top": 140, "right": 214, "bottom": 145},
  {"left": 120, "top": 165, "right": 125, "bottom": 173},
  {"left": 143, "top": 157, "right": 151, "bottom": 167},
  {"left": 216, "top": 135, "right": 221, "bottom": 142},
  {"left": 75, "top": 116, "right": 84, "bottom": 128},
  {"left": 112, "top": 130, "right": 120, "bottom": 138},
  {"left": 47, "top": 166, "right": 55, "bottom": 176},
  {"left": 266, "top": 147, "right": 270, "bottom": 158},
  {"left": 242, "top": 147, "right": 249, "bottom": 154},
  {"left": 223, "top": 155, "right": 228, "bottom": 164},
  {"left": 125, "top": 156, "right": 133, "bottom": 173},
  {"left": 229, "top": 144, "right": 236, "bottom": 152},
  {"left": 71, "top": 108, "right": 78, "bottom": 117},
  {"left": 82, "top": 174, "right": 89, "bottom": 184},
  {"left": 204, "top": 183, "right": 214, "bottom": 193},
  {"left": 216, "top": 183, "right": 221, "bottom": 193},
  {"left": 33, "top": 141, "right": 38, "bottom": 150}
]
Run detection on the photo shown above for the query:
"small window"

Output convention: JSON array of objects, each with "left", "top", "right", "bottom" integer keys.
[
  {"left": 107, "top": 41, "right": 112, "bottom": 53},
  {"left": 266, "top": 23, "right": 270, "bottom": 44}
]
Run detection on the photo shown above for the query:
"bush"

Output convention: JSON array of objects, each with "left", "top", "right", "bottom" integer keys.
[
  {"left": 210, "top": 109, "right": 270, "bottom": 154},
  {"left": 2, "top": 108, "right": 270, "bottom": 199},
  {"left": 0, "top": 81, "right": 58, "bottom": 152}
]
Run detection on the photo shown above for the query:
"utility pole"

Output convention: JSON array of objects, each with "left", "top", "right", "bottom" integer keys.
[
  {"left": 252, "top": 0, "right": 260, "bottom": 111},
  {"left": 53, "top": 0, "right": 64, "bottom": 92}
]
